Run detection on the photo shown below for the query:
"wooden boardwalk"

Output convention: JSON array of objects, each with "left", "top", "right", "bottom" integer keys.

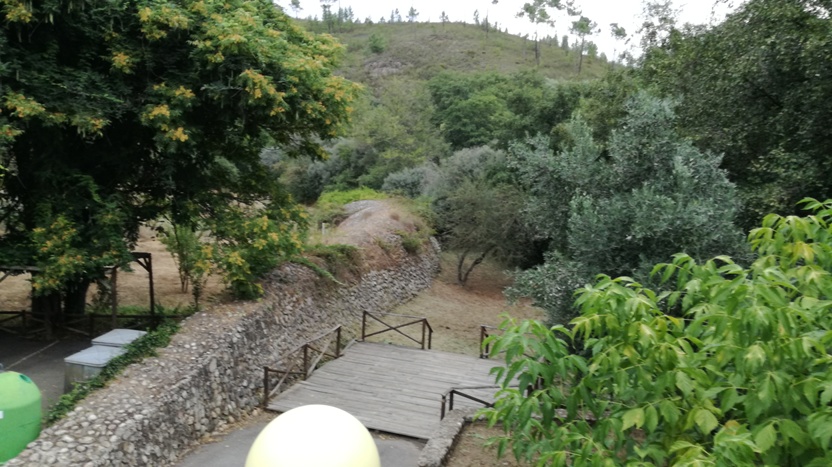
[{"left": 267, "top": 342, "right": 502, "bottom": 439}]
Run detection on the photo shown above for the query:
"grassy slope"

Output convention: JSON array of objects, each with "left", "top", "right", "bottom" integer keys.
[{"left": 315, "top": 22, "right": 608, "bottom": 87}]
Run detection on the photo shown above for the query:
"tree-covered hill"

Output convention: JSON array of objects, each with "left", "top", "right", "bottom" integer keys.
[{"left": 311, "top": 21, "right": 610, "bottom": 88}]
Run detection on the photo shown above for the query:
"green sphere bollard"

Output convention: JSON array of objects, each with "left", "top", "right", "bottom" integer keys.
[{"left": 0, "top": 371, "right": 42, "bottom": 463}]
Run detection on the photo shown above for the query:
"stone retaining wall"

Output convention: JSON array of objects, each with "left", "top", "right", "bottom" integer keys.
[{"left": 8, "top": 236, "right": 440, "bottom": 466}]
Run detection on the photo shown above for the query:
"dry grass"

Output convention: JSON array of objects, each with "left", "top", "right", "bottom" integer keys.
[{"left": 363, "top": 251, "right": 544, "bottom": 356}]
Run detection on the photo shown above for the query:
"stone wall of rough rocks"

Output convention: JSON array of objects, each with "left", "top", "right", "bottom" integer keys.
[{"left": 8, "top": 235, "right": 440, "bottom": 467}]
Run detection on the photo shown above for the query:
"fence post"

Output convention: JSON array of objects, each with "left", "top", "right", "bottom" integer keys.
[
  {"left": 303, "top": 344, "right": 309, "bottom": 380},
  {"left": 361, "top": 311, "right": 367, "bottom": 341},
  {"left": 449, "top": 391, "right": 455, "bottom": 412},
  {"left": 440, "top": 393, "right": 447, "bottom": 420},
  {"left": 335, "top": 326, "right": 342, "bottom": 358},
  {"left": 262, "top": 367, "right": 269, "bottom": 409},
  {"left": 421, "top": 320, "right": 426, "bottom": 350}
]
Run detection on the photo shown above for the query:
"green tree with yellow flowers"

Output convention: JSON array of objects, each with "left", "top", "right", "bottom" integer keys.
[{"left": 0, "top": 0, "right": 359, "bottom": 316}]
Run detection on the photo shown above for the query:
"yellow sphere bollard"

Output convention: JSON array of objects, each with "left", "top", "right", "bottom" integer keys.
[{"left": 245, "top": 405, "right": 381, "bottom": 467}]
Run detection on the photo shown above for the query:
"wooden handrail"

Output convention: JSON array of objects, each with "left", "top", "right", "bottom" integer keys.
[
  {"left": 262, "top": 325, "right": 343, "bottom": 408},
  {"left": 479, "top": 324, "right": 498, "bottom": 358},
  {"left": 361, "top": 311, "right": 432, "bottom": 350},
  {"left": 440, "top": 385, "right": 502, "bottom": 420}
]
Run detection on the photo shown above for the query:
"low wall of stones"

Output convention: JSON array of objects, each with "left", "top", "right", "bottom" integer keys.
[{"left": 9, "top": 235, "right": 440, "bottom": 467}]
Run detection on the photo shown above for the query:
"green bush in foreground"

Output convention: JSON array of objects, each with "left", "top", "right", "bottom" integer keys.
[{"left": 484, "top": 199, "right": 832, "bottom": 466}]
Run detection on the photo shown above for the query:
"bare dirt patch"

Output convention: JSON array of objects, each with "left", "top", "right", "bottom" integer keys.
[
  {"left": 446, "top": 422, "right": 530, "bottom": 467},
  {"left": 366, "top": 251, "right": 544, "bottom": 356}
]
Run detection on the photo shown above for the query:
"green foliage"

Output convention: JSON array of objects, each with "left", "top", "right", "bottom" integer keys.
[
  {"left": 309, "top": 187, "right": 387, "bottom": 228},
  {"left": 29, "top": 209, "right": 131, "bottom": 296},
  {"left": 158, "top": 223, "right": 212, "bottom": 308},
  {"left": 0, "top": 0, "right": 358, "bottom": 308},
  {"left": 509, "top": 92, "right": 743, "bottom": 323},
  {"left": 432, "top": 146, "right": 536, "bottom": 285},
  {"left": 395, "top": 229, "right": 429, "bottom": 255},
  {"left": 318, "top": 187, "right": 386, "bottom": 206},
  {"left": 428, "top": 71, "right": 587, "bottom": 150},
  {"left": 303, "top": 243, "right": 361, "bottom": 272},
  {"left": 289, "top": 243, "right": 361, "bottom": 283},
  {"left": 328, "top": 79, "right": 450, "bottom": 189},
  {"left": 381, "top": 164, "right": 441, "bottom": 198},
  {"left": 638, "top": 0, "right": 832, "bottom": 229},
  {"left": 209, "top": 202, "right": 308, "bottom": 300},
  {"left": 484, "top": 199, "right": 832, "bottom": 466},
  {"left": 46, "top": 320, "right": 180, "bottom": 425},
  {"left": 368, "top": 33, "right": 387, "bottom": 53}
]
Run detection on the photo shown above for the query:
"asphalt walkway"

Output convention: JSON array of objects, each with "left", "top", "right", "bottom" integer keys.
[
  {"left": 175, "top": 412, "right": 425, "bottom": 467},
  {"left": 0, "top": 333, "right": 89, "bottom": 411}
]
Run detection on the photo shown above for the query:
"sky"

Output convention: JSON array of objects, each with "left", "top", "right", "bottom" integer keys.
[{"left": 284, "top": 0, "right": 743, "bottom": 58}]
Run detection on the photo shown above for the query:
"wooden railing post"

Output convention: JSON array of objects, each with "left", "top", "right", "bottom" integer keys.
[
  {"left": 421, "top": 320, "right": 426, "bottom": 350},
  {"left": 480, "top": 325, "right": 491, "bottom": 358},
  {"left": 440, "top": 393, "right": 447, "bottom": 420},
  {"left": 303, "top": 344, "right": 309, "bottom": 380},
  {"left": 335, "top": 326, "right": 342, "bottom": 357},
  {"left": 361, "top": 311, "right": 367, "bottom": 341},
  {"left": 262, "top": 367, "right": 270, "bottom": 409}
]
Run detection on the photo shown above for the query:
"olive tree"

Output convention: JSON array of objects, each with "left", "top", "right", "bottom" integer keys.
[{"left": 508, "top": 93, "right": 744, "bottom": 323}]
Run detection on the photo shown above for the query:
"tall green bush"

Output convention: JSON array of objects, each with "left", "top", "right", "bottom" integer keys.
[
  {"left": 368, "top": 33, "right": 387, "bottom": 53},
  {"left": 484, "top": 198, "right": 832, "bottom": 466},
  {"left": 508, "top": 92, "right": 744, "bottom": 323}
]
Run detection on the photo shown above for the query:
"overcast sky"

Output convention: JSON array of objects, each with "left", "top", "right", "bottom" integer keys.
[{"left": 284, "top": 0, "right": 743, "bottom": 58}]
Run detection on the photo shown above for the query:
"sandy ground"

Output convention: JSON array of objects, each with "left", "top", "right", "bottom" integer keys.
[
  {"left": 0, "top": 226, "right": 225, "bottom": 313},
  {"left": 446, "top": 422, "right": 530, "bottom": 467},
  {"left": 363, "top": 251, "right": 544, "bottom": 357}
]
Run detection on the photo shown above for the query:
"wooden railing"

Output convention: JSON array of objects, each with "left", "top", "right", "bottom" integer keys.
[
  {"left": 440, "top": 386, "right": 499, "bottom": 420},
  {"left": 66, "top": 313, "right": 190, "bottom": 337},
  {"left": 262, "top": 325, "right": 344, "bottom": 408},
  {"left": 0, "top": 310, "right": 188, "bottom": 338},
  {"left": 0, "top": 310, "right": 36, "bottom": 335},
  {"left": 440, "top": 382, "right": 541, "bottom": 420},
  {"left": 479, "top": 324, "right": 499, "bottom": 358},
  {"left": 360, "top": 311, "right": 433, "bottom": 350}
]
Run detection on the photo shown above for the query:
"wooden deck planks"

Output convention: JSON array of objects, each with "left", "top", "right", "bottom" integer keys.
[{"left": 267, "top": 342, "right": 503, "bottom": 440}]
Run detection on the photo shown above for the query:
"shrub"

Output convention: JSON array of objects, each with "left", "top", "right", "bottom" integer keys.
[
  {"left": 509, "top": 93, "right": 744, "bottom": 323},
  {"left": 484, "top": 198, "right": 832, "bottom": 466},
  {"left": 368, "top": 33, "right": 387, "bottom": 53},
  {"left": 381, "top": 164, "right": 441, "bottom": 198}
]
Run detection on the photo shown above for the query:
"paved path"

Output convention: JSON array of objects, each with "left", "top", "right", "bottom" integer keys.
[
  {"left": 268, "top": 342, "right": 500, "bottom": 440},
  {"left": 175, "top": 412, "right": 425, "bottom": 467},
  {"left": 0, "top": 333, "right": 89, "bottom": 411}
]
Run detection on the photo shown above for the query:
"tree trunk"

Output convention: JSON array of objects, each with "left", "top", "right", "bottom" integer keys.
[
  {"left": 457, "top": 246, "right": 495, "bottom": 286},
  {"left": 63, "top": 279, "right": 91, "bottom": 316},
  {"left": 32, "top": 291, "right": 62, "bottom": 339},
  {"left": 577, "top": 37, "right": 585, "bottom": 74}
]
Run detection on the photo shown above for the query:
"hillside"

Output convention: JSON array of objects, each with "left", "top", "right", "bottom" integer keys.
[{"left": 313, "top": 22, "right": 609, "bottom": 88}]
